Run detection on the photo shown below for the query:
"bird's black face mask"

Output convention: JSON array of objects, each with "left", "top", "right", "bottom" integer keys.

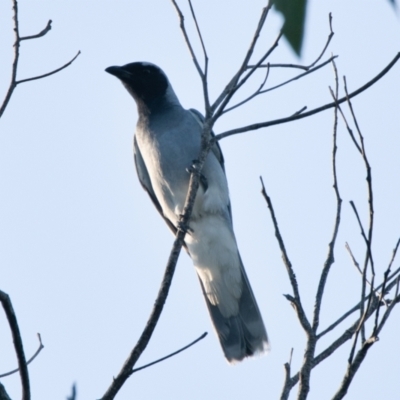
[{"left": 106, "top": 62, "right": 169, "bottom": 108}]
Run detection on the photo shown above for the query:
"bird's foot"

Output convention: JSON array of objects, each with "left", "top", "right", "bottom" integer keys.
[
  {"left": 177, "top": 215, "right": 193, "bottom": 234},
  {"left": 186, "top": 160, "right": 208, "bottom": 191}
]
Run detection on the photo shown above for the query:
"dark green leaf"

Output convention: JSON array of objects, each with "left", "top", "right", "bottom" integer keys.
[{"left": 273, "top": 0, "right": 307, "bottom": 56}]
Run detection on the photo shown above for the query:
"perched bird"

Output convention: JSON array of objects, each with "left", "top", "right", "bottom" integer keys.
[{"left": 105, "top": 62, "right": 269, "bottom": 363}]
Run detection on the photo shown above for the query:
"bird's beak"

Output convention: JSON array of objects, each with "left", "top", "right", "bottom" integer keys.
[{"left": 105, "top": 66, "right": 130, "bottom": 81}]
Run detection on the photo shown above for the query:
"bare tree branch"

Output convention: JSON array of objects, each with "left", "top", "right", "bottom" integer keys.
[
  {"left": 20, "top": 19, "right": 52, "bottom": 40},
  {"left": 211, "top": 3, "right": 275, "bottom": 116},
  {"left": 331, "top": 337, "right": 377, "bottom": 400},
  {"left": 258, "top": 55, "right": 338, "bottom": 96},
  {"left": 66, "top": 384, "right": 77, "bottom": 400},
  {"left": 0, "top": 333, "right": 44, "bottom": 378},
  {"left": 223, "top": 63, "right": 270, "bottom": 113},
  {"left": 100, "top": 122, "right": 214, "bottom": 400},
  {"left": 0, "top": 290, "right": 30, "bottom": 400},
  {"left": 0, "top": 0, "right": 21, "bottom": 119},
  {"left": 317, "top": 264, "right": 400, "bottom": 339},
  {"left": 130, "top": 332, "right": 207, "bottom": 374},
  {"left": 0, "top": 0, "right": 80, "bottom": 119},
  {"left": 260, "top": 178, "right": 312, "bottom": 336},
  {"left": 313, "top": 58, "right": 342, "bottom": 334},
  {"left": 170, "top": 0, "right": 210, "bottom": 112},
  {"left": 254, "top": 12, "right": 335, "bottom": 73},
  {"left": 216, "top": 52, "right": 400, "bottom": 140},
  {"left": 16, "top": 51, "right": 81, "bottom": 85},
  {"left": 280, "top": 348, "right": 294, "bottom": 400}
]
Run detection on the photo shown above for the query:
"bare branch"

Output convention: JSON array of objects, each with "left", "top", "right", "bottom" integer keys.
[
  {"left": 130, "top": 332, "right": 207, "bottom": 374},
  {"left": 375, "top": 278, "right": 400, "bottom": 335},
  {"left": 216, "top": 52, "right": 400, "bottom": 140},
  {"left": 317, "top": 265, "right": 400, "bottom": 338},
  {"left": 101, "top": 122, "right": 214, "bottom": 400},
  {"left": 0, "top": 333, "right": 44, "bottom": 378},
  {"left": 280, "top": 348, "right": 294, "bottom": 400},
  {"left": 223, "top": 63, "right": 270, "bottom": 113},
  {"left": 344, "top": 76, "right": 375, "bottom": 275},
  {"left": 250, "top": 12, "right": 334, "bottom": 72},
  {"left": 0, "top": 0, "right": 21, "bottom": 119},
  {"left": 259, "top": 55, "right": 338, "bottom": 96},
  {"left": 0, "top": 3, "right": 80, "bottom": 120},
  {"left": 387, "top": 238, "right": 400, "bottom": 272},
  {"left": 187, "top": 0, "right": 208, "bottom": 73},
  {"left": 332, "top": 337, "right": 377, "bottom": 400},
  {"left": 313, "top": 58, "right": 342, "bottom": 334},
  {"left": 0, "top": 290, "right": 30, "bottom": 400},
  {"left": 260, "top": 178, "right": 312, "bottom": 336},
  {"left": 211, "top": 4, "right": 274, "bottom": 115},
  {"left": 20, "top": 19, "right": 52, "bottom": 40},
  {"left": 170, "top": 0, "right": 210, "bottom": 112},
  {"left": 16, "top": 51, "right": 81, "bottom": 85},
  {"left": 214, "top": 29, "right": 281, "bottom": 118},
  {"left": 66, "top": 384, "right": 77, "bottom": 400}
]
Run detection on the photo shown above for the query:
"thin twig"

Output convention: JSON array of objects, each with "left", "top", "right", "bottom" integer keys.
[
  {"left": 170, "top": 0, "right": 210, "bottom": 112},
  {"left": 332, "top": 337, "right": 377, "bottom": 400},
  {"left": 216, "top": 52, "right": 400, "bottom": 140},
  {"left": 211, "top": 4, "right": 274, "bottom": 116},
  {"left": 317, "top": 266, "right": 400, "bottom": 338},
  {"left": 286, "top": 294, "right": 383, "bottom": 394},
  {"left": 223, "top": 63, "right": 270, "bottom": 113},
  {"left": 344, "top": 76, "right": 375, "bottom": 278},
  {"left": 215, "top": 30, "right": 281, "bottom": 119},
  {"left": 259, "top": 56, "right": 338, "bottom": 96},
  {"left": 375, "top": 278, "right": 400, "bottom": 335},
  {"left": 0, "top": 333, "right": 44, "bottom": 378},
  {"left": 252, "top": 12, "right": 334, "bottom": 72},
  {"left": 280, "top": 348, "right": 294, "bottom": 400},
  {"left": 100, "top": 122, "right": 214, "bottom": 400},
  {"left": 345, "top": 242, "right": 365, "bottom": 281},
  {"left": 20, "top": 20, "right": 52, "bottom": 40},
  {"left": 260, "top": 177, "right": 312, "bottom": 336},
  {"left": 16, "top": 51, "right": 81, "bottom": 84},
  {"left": 187, "top": 0, "right": 210, "bottom": 112},
  {"left": 0, "top": 0, "right": 20, "bottom": 119},
  {"left": 130, "top": 332, "right": 207, "bottom": 374},
  {"left": 0, "top": 3, "right": 80, "bottom": 120},
  {"left": 313, "top": 58, "right": 342, "bottom": 334},
  {"left": 0, "top": 290, "right": 30, "bottom": 400},
  {"left": 66, "top": 384, "right": 77, "bottom": 400}
]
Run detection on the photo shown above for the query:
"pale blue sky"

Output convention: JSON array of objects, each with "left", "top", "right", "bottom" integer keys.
[{"left": 1, "top": 1, "right": 399, "bottom": 399}]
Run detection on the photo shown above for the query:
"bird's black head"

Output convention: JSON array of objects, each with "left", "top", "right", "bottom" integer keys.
[{"left": 105, "top": 62, "right": 169, "bottom": 112}]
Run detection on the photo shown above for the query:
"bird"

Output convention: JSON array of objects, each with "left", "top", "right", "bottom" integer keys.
[{"left": 105, "top": 62, "right": 269, "bottom": 363}]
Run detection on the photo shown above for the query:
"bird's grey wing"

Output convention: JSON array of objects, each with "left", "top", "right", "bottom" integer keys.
[
  {"left": 133, "top": 136, "right": 177, "bottom": 235},
  {"left": 188, "top": 108, "right": 231, "bottom": 218},
  {"left": 188, "top": 108, "right": 225, "bottom": 172}
]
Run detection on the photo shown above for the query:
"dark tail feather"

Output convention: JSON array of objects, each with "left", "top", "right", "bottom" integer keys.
[{"left": 198, "top": 259, "right": 269, "bottom": 363}]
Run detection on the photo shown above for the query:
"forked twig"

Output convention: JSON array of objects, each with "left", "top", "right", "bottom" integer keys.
[
  {"left": 260, "top": 177, "right": 312, "bottom": 336},
  {"left": 0, "top": 0, "right": 80, "bottom": 120},
  {"left": 216, "top": 53, "right": 400, "bottom": 140},
  {"left": 251, "top": 13, "right": 335, "bottom": 72},
  {"left": 130, "top": 332, "right": 207, "bottom": 374},
  {"left": 0, "top": 333, "right": 44, "bottom": 378}
]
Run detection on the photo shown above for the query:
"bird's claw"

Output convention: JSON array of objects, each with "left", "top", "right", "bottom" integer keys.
[
  {"left": 177, "top": 215, "right": 193, "bottom": 234},
  {"left": 186, "top": 160, "right": 208, "bottom": 191}
]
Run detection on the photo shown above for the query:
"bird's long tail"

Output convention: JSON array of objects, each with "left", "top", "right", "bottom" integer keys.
[{"left": 197, "top": 256, "right": 269, "bottom": 363}]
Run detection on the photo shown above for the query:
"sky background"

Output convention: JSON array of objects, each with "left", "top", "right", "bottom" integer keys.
[{"left": 1, "top": 1, "right": 400, "bottom": 399}]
